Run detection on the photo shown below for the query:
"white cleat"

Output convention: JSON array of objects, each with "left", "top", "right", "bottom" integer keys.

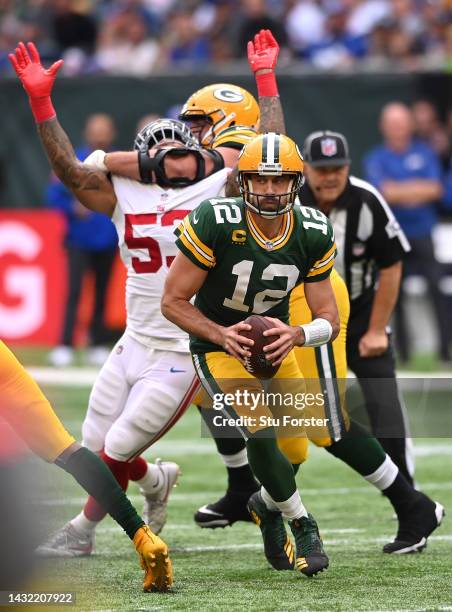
[
  {"left": 48, "top": 346, "right": 74, "bottom": 368},
  {"left": 35, "top": 522, "right": 94, "bottom": 558},
  {"left": 142, "top": 459, "right": 180, "bottom": 535}
]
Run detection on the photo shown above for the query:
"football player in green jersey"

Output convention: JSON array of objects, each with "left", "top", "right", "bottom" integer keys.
[
  {"left": 162, "top": 132, "right": 339, "bottom": 577},
  {"left": 189, "top": 30, "right": 445, "bottom": 561}
]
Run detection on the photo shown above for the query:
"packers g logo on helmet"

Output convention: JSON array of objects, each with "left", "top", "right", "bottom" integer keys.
[
  {"left": 213, "top": 88, "right": 244, "bottom": 103},
  {"left": 179, "top": 83, "right": 259, "bottom": 147},
  {"left": 238, "top": 133, "right": 305, "bottom": 219}
]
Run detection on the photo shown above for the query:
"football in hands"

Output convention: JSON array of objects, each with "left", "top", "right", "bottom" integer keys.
[{"left": 240, "top": 314, "right": 280, "bottom": 379}]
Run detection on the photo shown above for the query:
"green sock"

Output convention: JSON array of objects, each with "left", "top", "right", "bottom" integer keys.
[
  {"left": 60, "top": 447, "right": 144, "bottom": 540},
  {"left": 246, "top": 432, "right": 296, "bottom": 502},
  {"left": 326, "top": 420, "right": 387, "bottom": 476}
]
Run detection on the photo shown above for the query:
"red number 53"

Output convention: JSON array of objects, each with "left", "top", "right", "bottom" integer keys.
[{"left": 124, "top": 211, "right": 190, "bottom": 273}]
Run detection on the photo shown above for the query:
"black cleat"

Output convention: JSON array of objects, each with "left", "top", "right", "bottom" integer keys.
[
  {"left": 289, "top": 514, "right": 329, "bottom": 577},
  {"left": 383, "top": 495, "right": 445, "bottom": 554},
  {"left": 194, "top": 488, "right": 258, "bottom": 528},
  {"left": 247, "top": 492, "right": 295, "bottom": 571}
]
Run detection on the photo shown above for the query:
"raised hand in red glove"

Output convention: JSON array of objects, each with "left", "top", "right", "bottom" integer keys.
[
  {"left": 247, "top": 29, "right": 280, "bottom": 73},
  {"left": 9, "top": 41, "right": 63, "bottom": 123},
  {"left": 247, "top": 29, "right": 279, "bottom": 98}
]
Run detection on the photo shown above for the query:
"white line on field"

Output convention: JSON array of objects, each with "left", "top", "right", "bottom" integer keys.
[
  {"left": 30, "top": 366, "right": 452, "bottom": 387},
  {"left": 133, "top": 534, "right": 452, "bottom": 553},
  {"left": 150, "top": 441, "right": 452, "bottom": 458},
  {"left": 29, "top": 367, "right": 100, "bottom": 386},
  {"left": 58, "top": 535, "right": 452, "bottom": 556},
  {"left": 95, "top": 526, "right": 365, "bottom": 535},
  {"left": 38, "top": 480, "right": 452, "bottom": 506},
  {"left": 57, "top": 440, "right": 452, "bottom": 458},
  {"left": 412, "top": 444, "right": 452, "bottom": 456}
]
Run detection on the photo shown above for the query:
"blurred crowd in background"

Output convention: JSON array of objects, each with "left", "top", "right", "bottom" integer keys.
[{"left": 0, "top": 0, "right": 452, "bottom": 76}]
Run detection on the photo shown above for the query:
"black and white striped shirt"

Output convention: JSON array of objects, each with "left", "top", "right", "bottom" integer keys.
[{"left": 300, "top": 175, "right": 411, "bottom": 312}]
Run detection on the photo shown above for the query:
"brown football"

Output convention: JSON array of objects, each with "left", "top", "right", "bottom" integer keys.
[{"left": 241, "top": 314, "right": 281, "bottom": 379}]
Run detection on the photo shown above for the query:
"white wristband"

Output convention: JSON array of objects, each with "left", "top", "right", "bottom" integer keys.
[
  {"left": 300, "top": 318, "right": 333, "bottom": 347},
  {"left": 83, "top": 149, "right": 108, "bottom": 172}
]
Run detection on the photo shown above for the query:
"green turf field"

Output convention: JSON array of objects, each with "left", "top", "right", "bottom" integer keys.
[{"left": 27, "top": 384, "right": 452, "bottom": 612}]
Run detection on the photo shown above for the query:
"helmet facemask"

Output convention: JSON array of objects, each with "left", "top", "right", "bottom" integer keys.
[
  {"left": 133, "top": 119, "right": 198, "bottom": 152},
  {"left": 180, "top": 108, "right": 237, "bottom": 148},
  {"left": 239, "top": 171, "right": 304, "bottom": 219},
  {"left": 237, "top": 132, "right": 305, "bottom": 219}
]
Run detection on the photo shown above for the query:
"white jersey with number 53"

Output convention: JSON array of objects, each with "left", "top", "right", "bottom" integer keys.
[{"left": 111, "top": 170, "right": 229, "bottom": 350}]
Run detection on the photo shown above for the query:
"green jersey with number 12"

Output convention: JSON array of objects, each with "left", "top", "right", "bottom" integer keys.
[{"left": 175, "top": 197, "right": 336, "bottom": 354}]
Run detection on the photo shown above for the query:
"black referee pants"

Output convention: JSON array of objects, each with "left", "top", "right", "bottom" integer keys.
[
  {"left": 61, "top": 245, "right": 116, "bottom": 347},
  {"left": 347, "top": 307, "right": 414, "bottom": 486}
]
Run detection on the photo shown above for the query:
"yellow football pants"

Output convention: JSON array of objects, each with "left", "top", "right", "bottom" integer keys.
[
  {"left": 194, "top": 269, "right": 350, "bottom": 465},
  {"left": 193, "top": 350, "right": 310, "bottom": 464},
  {"left": 286, "top": 268, "right": 350, "bottom": 451},
  {"left": 0, "top": 341, "right": 75, "bottom": 462}
]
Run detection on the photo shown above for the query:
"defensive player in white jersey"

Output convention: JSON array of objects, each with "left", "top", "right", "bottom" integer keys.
[
  {"left": 33, "top": 116, "right": 232, "bottom": 556},
  {"left": 9, "top": 40, "right": 234, "bottom": 560}
]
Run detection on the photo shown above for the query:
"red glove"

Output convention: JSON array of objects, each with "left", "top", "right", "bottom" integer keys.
[
  {"left": 247, "top": 29, "right": 279, "bottom": 97},
  {"left": 247, "top": 29, "right": 280, "bottom": 73},
  {"left": 9, "top": 41, "right": 63, "bottom": 123}
]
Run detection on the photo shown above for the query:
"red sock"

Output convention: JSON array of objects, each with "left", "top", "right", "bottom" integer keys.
[
  {"left": 83, "top": 451, "right": 130, "bottom": 522},
  {"left": 128, "top": 456, "right": 148, "bottom": 481}
]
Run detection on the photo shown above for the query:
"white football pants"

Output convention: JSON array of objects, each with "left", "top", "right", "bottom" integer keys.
[{"left": 82, "top": 332, "right": 199, "bottom": 461}]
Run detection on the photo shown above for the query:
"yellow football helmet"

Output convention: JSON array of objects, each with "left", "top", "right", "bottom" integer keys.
[
  {"left": 179, "top": 83, "right": 259, "bottom": 147},
  {"left": 238, "top": 132, "right": 304, "bottom": 218}
]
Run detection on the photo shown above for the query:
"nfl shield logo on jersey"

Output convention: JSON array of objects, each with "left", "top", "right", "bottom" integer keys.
[{"left": 320, "top": 138, "right": 337, "bottom": 157}]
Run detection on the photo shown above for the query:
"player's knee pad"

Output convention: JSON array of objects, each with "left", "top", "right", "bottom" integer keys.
[
  {"left": 103, "top": 423, "right": 139, "bottom": 462},
  {"left": 82, "top": 368, "right": 128, "bottom": 451},
  {"left": 87, "top": 370, "right": 125, "bottom": 419},
  {"left": 310, "top": 436, "right": 334, "bottom": 448},
  {"left": 132, "top": 391, "right": 178, "bottom": 438},
  {"left": 104, "top": 387, "right": 183, "bottom": 461},
  {"left": 277, "top": 436, "right": 309, "bottom": 464},
  {"left": 81, "top": 419, "right": 106, "bottom": 454},
  {"left": 310, "top": 417, "right": 352, "bottom": 450}
]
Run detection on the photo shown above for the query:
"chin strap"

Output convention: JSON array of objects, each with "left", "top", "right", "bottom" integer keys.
[{"left": 138, "top": 147, "right": 224, "bottom": 187}]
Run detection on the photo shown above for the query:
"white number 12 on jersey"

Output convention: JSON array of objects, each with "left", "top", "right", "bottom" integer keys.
[{"left": 223, "top": 260, "right": 299, "bottom": 314}]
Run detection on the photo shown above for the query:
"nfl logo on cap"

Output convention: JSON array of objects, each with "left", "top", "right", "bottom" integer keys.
[
  {"left": 302, "top": 130, "right": 351, "bottom": 167},
  {"left": 321, "top": 138, "right": 337, "bottom": 157}
]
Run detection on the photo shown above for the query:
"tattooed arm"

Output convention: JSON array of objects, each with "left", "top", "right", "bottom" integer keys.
[
  {"left": 39, "top": 119, "right": 116, "bottom": 216},
  {"left": 225, "top": 169, "right": 240, "bottom": 197},
  {"left": 258, "top": 87, "right": 285, "bottom": 134},
  {"left": 9, "top": 42, "right": 116, "bottom": 215},
  {"left": 248, "top": 30, "right": 286, "bottom": 134}
]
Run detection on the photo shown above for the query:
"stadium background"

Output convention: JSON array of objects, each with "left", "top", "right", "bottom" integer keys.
[
  {"left": 1, "top": 2, "right": 452, "bottom": 609},
  {"left": 1, "top": 76, "right": 451, "bottom": 356}
]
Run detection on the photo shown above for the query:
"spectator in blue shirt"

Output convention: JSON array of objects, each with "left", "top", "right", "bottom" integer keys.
[
  {"left": 364, "top": 102, "right": 450, "bottom": 362},
  {"left": 47, "top": 113, "right": 118, "bottom": 367},
  {"left": 445, "top": 165, "right": 452, "bottom": 211}
]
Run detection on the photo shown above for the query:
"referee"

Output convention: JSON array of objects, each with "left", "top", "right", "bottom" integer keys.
[{"left": 300, "top": 130, "right": 414, "bottom": 485}]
